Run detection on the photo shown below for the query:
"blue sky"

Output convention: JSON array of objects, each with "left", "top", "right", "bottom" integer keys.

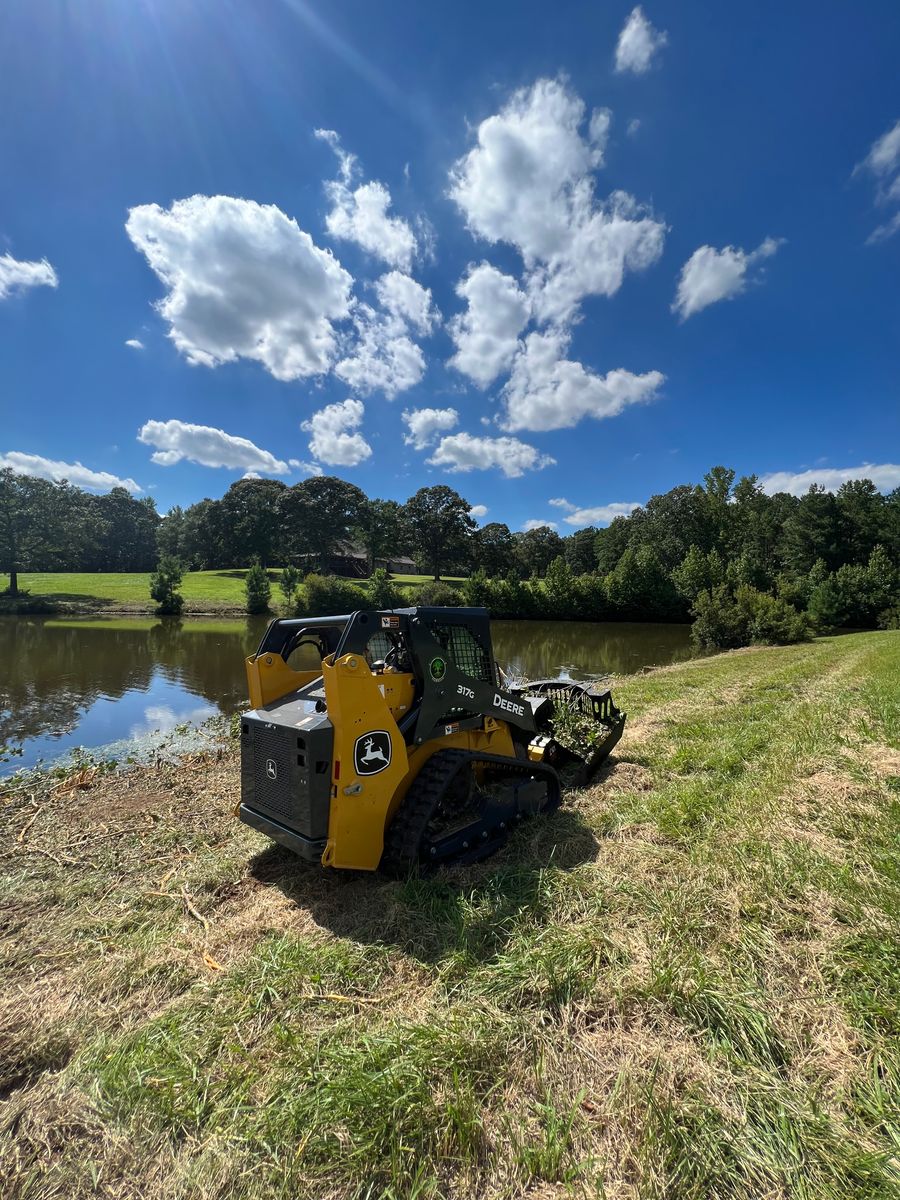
[{"left": 1, "top": 0, "right": 898, "bottom": 533}]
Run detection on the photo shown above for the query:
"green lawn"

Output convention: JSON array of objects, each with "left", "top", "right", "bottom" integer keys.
[
  {"left": 13, "top": 570, "right": 465, "bottom": 612},
  {"left": 2, "top": 632, "right": 899, "bottom": 1198}
]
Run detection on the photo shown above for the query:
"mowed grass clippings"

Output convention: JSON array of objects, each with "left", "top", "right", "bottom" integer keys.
[{"left": 1, "top": 631, "right": 899, "bottom": 1199}]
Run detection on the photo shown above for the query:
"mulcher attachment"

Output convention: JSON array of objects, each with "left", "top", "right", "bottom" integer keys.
[
  {"left": 381, "top": 748, "right": 561, "bottom": 874},
  {"left": 516, "top": 679, "right": 626, "bottom": 787}
]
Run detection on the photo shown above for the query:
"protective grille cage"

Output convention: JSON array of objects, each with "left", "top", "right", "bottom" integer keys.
[
  {"left": 532, "top": 683, "right": 617, "bottom": 722},
  {"left": 429, "top": 623, "right": 498, "bottom": 686}
]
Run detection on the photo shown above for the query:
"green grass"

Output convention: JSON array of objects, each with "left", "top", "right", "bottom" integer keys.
[
  {"left": 12, "top": 570, "right": 465, "bottom": 613},
  {"left": 1, "top": 632, "right": 899, "bottom": 1199}
]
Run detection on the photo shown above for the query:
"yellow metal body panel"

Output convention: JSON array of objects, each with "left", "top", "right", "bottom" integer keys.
[
  {"left": 245, "top": 653, "right": 320, "bottom": 710},
  {"left": 320, "top": 652, "right": 516, "bottom": 870}
]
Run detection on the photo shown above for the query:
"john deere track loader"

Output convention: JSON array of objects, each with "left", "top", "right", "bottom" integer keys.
[{"left": 239, "top": 607, "right": 624, "bottom": 872}]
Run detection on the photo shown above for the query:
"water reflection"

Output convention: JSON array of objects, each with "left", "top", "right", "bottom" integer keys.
[
  {"left": 491, "top": 620, "right": 693, "bottom": 680},
  {"left": 0, "top": 615, "right": 693, "bottom": 772}
]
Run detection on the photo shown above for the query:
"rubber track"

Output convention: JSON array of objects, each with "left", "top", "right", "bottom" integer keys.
[
  {"left": 381, "top": 750, "right": 471, "bottom": 876},
  {"left": 380, "top": 748, "right": 558, "bottom": 875}
]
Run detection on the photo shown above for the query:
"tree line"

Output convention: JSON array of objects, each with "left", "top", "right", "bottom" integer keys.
[{"left": 2, "top": 464, "right": 899, "bottom": 640}]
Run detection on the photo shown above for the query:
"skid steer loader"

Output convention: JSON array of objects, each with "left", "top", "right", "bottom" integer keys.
[{"left": 239, "top": 607, "right": 624, "bottom": 872}]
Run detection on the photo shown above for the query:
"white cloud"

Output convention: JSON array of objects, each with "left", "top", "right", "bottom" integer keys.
[
  {"left": 303, "top": 398, "right": 372, "bottom": 467},
  {"left": 868, "top": 212, "right": 900, "bottom": 245},
  {"left": 335, "top": 304, "right": 426, "bottom": 398},
  {"left": 375, "top": 271, "right": 437, "bottom": 334},
  {"left": 448, "top": 79, "right": 664, "bottom": 326},
  {"left": 522, "top": 519, "right": 559, "bottom": 532},
  {"left": 427, "top": 432, "right": 555, "bottom": 478},
  {"left": 448, "top": 263, "right": 530, "bottom": 387},
  {"left": 317, "top": 129, "right": 417, "bottom": 270},
  {"left": 0, "top": 253, "right": 58, "bottom": 300},
  {"left": 564, "top": 501, "right": 641, "bottom": 526},
  {"left": 548, "top": 497, "right": 640, "bottom": 524},
  {"left": 0, "top": 451, "right": 141, "bottom": 494},
  {"left": 402, "top": 407, "right": 459, "bottom": 450},
  {"left": 288, "top": 457, "right": 323, "bottom": 476},
  {"left": 138, "top": 419, "right": 289, "bottom": 474},
  {"left": 758, "top": 463, "right": 900, "bottom": 497},
  {"left": 501, "top": 329, "right": 664, "bottom": 432},
  {"left": 335, "top": 271, "right": 436, "bottom": 398},
  {"left": 857, "top": 119, "right": 900, "bottom": 179},
  {"left": 672, "top": 237, "right": 783, "bottom": 320},
  {"left": 615, "top": 7, "right": 668, "bottom": 75},
  {"left": 125, "top": 338, "right": 145, "bottom": 350},
  {"left": 856, "top": 120, "right": 900, "bottom": 242},
  {"left": 126, "top": 195, "right": 352, "bottom": 380},
  {"left": 469, "top": 504, "right": 488, "bottom": 519},
  {"left": 627, "top": 118, "right": 642, "bottom": 137}
]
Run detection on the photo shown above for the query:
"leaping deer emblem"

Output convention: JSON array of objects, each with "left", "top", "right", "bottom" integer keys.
[{"left": 360, "top": 736, "right": 388, "bottom": 767}]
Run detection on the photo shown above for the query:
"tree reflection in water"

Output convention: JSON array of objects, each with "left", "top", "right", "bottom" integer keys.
[{"left": 1, "top": 615, "right": 693, "bottom": 771}]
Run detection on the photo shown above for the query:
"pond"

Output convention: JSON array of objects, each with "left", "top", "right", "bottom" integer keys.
[{"left": 0, "top": 615, "right": 694, "bottom": 773}]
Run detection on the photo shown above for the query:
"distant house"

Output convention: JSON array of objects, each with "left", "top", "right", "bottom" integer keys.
[{"left": 298, "top": 542, "right": 417, "bottom": 578}]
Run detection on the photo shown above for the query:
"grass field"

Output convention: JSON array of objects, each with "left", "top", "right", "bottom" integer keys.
[
  {"left": 1, "top": 632, "right": 899, "bottom": 1198},
  {"left": 11, "top": 570, "right": 463, "bottom": 613}
]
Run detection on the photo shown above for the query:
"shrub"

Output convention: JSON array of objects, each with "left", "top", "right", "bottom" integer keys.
[
  {"left": 244, "top": 561, "right": 271, "bottom": 615},
  {"left": 691, "top": 585, "right": 749, "bottom": 650},
  {"left": 368, "top": 568, "right": 406, "bottom": 610},
  {"left": 149, "top": 556, "right": 184, "bottom": 616},
  {"left": 462, "top": 568, "right": 493, "bottom": 609},
  {"left": 692, "top": 584, "right": 812, "bottom": 650},
  {"left": 301, "top": 573, "right": 367, "bottom": 616},
  {"left": 279, "top": 565, "right": 302, "bottom": 610},
  {"left": 414, "top": 580, "right": 464, "bottom": 607},
  {"left": 737, "top": 584, "right": 813, "bottom": 644}
]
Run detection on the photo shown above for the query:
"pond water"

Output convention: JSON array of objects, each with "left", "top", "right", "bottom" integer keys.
[{"left": 0, "top": 615, "right": 694, "bottom": 773}]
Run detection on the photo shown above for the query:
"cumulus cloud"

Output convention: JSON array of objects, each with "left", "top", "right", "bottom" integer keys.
[
  {"left": 672, "top": 237, "right": 783, "bottom": 320},
  {"left": 615, "top": 7, "right": 668, "bottom": 75},
  {"left": 137, "top": 419, "right": 289, "bottom": 474},
  {"left": 448, "top": 263, "right": 530, "bottom": 387},
  {"left": 856, "top": 119, "right": 900, "bottom": 243},
  {"left": 335, "top": 306, "right": 426, "bottom": 398},
  {"left": 448, "top": 78, "right": 664, "bottom": 324},
  {"left": 125, "top": 338, "right": 145, "bottom": 350},
  {"left": 126, "top": 195, "right": 352, "bottom": 380},
  {"left": 501, "top": 329, "right": 664, "bottom": 432},
  {"left": 555, "top": 500, "right": 641, "bottom": 526},
  {"left": 758, "top": 463, "right": 900, "bottom": 497},
  {"left": 0, "top": 253, "right": 58, "bottom": 300},
  {"left": 402, "top": 407, "right": 459, "bottom": 450},
  {"left": 375, "top": 270, "right": 437, "bottom": 334},
  {"left": 427, "top": 432, "right": 554, "bottom": 478},
  {"left": 335, "top": 271, "right": 436, "bottom": 398},
  {"left": 317, "top": 129, "right": 417, "bottom": 270},
  {"left": 469, "top": 504, "right": 488, "bottom": 519},
  {"left": 522, "top": 519, "right": 558, "bottom": 532},
  {"left": 0, "top": 451, "right": 140, "bottom": 494},
  {"left": 303, "top": 398, "right": 372, "bottom": 467}
]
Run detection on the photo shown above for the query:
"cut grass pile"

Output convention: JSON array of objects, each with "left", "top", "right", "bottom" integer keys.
[
  {"left": 12, "top": 571, "right": 463, "bottom": 614},
  {"left": 1, "top": 632, "right": 898, "bottom": 1198}
]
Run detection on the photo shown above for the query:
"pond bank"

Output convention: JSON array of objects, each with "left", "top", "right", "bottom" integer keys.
[{"left": 2, "top": 632, "right": 898, "bottom": 1198}]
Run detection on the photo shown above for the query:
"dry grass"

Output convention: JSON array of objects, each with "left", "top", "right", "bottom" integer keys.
[{"left": 1, "top": 632, "right": 899, "bottom": 1199}]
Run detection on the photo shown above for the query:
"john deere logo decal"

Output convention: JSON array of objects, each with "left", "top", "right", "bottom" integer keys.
[
  {"left": 265, "top": 758, "right": 278, "bottom": 780},
  {"left": 429, "top": 656, "right": 447, "bottom": 681},
  {"left": 354, "top": 731, "right": 392, "bottom": 776}
]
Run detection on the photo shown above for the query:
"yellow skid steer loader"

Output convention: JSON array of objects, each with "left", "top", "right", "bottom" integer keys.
[{"left": 240, "top": 606, "right": 624, "bottom": 872}]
